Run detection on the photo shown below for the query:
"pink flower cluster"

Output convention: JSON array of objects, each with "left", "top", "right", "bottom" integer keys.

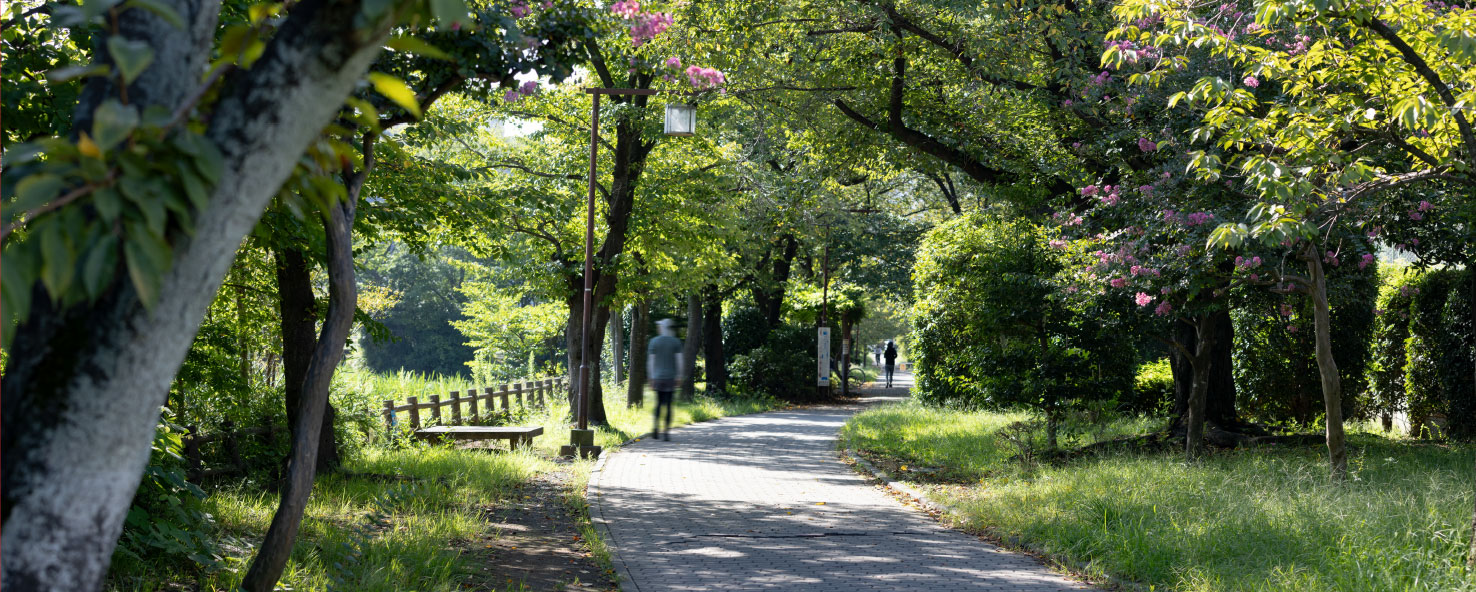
[
  {"left": 1185, "top": 211, "right": 1215, "bottom": 226},
  {"left": 1359, "top": 253, "right": 1375, "bottom": 269},
  {"left": 1090, "top": 71, "right": 1111, "bottom": 86},
  {"left": 1243, "top": 76, "right": 1260, "bottom": 88},
  {"left": 665, "top": 56, "right": 681, "bottom": 68},
  {"left": 1324, "top": 250, "right": 1340, "bottom": 267},
  {"left": 1135, "top": 292, "right": 1153, "bottom": 306},
  {"left": 1049, "top": 239, "right": 1068, "bottom": 250},
  {"left": 502, "top": 80, "right": 540, "bottom": 103},
  {"left": 610, "top": 0, "right": 640, "bottom": 18},
  {"left": 1130, "top": 265, "right": 1160, "bottom": 277},
  {"left": 1137, "top": 137, "right": 1158, "bottom": 152},
  {"left": 610, "top": 1, "right": 671, "bottom": 47},
  {"left": 1234, "top": 255, "right": 1261, "bottom": 269},
  {"left": 686, "top": 65, "right": 726, "bottom": 89},
  {"left": 510, "top": 0, "right": 530, "bottom": 18},
  {"left": 1155, "top": 301, "right": 1172, "bottom": 316}
]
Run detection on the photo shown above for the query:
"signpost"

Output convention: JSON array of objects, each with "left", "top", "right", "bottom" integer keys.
[{"left": 817, "top": 327, "right": 831, "bottom": 387}]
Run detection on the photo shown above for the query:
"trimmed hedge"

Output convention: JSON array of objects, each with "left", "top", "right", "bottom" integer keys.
[{"left": 1367, "top": 267, "right": 1475, "bottom": 439}]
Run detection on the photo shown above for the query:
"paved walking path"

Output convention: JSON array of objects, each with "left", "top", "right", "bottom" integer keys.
[{"left": 590, "top": 373, "right": 1091, "bottom": 591}]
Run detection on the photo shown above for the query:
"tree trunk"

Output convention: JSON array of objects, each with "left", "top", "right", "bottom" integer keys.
[
  {"left": 0, "top": 0, "right": 391, "bottom": 585},
  {"left": 703, "top": 287, "right": 726, "bottom": 395},
  {"left": 241, "top": 195, "right": 358, "bottom": 591},
  {"left": 1170, "top": 306, "right": 1239, "bottom": 429},
  {"left": 625, "top": 299, "right": 649, "bottom": 407},
  {"left": 1183, "top": 314, "right": 1217, "bottom": 461},
  {"left": 563, "top": 294, "right": 612, "bottom": 426},
  {"left": 274, "top": 245, "right": 340, "bottom": 474},
  {"left": 1306, "top": 247, "right": 1347, "bottom": 480},
  {"left": 751, "top": 234, "right": 797, "bottom": 331},
  {"left": 610, "top": 304, "right": 625, "bottom": 384},
  {"left": 681, "top": 294, "right": 701, "bottom": 400}
]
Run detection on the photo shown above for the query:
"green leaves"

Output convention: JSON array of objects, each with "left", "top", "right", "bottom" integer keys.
[
  {"left": 107, "top": 37, "right": 154, "bottom": 84},
  {"left": 429, "top": 0, "right": 469, "bottom": 30},
  {"left": 124, "top": 0, "right": 185, "bottom": 29},
  {"left": 124, "top": 222, "right": 173, "bottom": 309},
  {"left": 368, "top": 72, "right": 422, "bottom": 118},
  {"left": 10, "top": 174, "right": 65, "bottom": 214},
  {"left": 92, "top": 99, "right": 140, "bottom": 152},
  {"left": 385, "top": 36, "right": 452, "bottom": 60}
]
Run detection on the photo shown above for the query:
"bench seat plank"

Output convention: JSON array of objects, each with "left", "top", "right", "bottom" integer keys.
[{"left": 413, "top": 426, "right": 543, "bottom": 447}]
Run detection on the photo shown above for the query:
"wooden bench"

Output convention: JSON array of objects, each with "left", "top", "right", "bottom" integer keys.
[{"left": 413, "top": 426, "right": 543, "bottom": 448}]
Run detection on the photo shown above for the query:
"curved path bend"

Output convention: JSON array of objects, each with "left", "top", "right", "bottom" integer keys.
[{"left": 590, "top": 380, "right": 1092, "bottom": 592}]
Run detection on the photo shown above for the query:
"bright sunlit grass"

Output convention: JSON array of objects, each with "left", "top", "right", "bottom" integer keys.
[{"left": 843, "top": 401, "right": 1476, "bottom": 592}]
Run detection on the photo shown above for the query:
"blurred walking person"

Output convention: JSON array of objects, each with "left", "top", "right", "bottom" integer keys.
[
  {"left": 883, "top": 340, "right": 898, "bottom": 388},
  {"left": 648, "top": 318, "right": 684, "bottom": 441}
]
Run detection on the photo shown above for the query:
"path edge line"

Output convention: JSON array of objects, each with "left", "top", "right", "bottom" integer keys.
[{"left": 589, "top": 433, "right": 645, "bottom": 592}]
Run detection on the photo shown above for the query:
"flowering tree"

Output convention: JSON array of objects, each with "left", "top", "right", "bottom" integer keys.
[{"left": 1107, "top": 0, "right": 1476, "bottom": 480}]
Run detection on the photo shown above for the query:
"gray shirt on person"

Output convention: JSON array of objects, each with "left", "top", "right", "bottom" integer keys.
[{"left": 647, "top": 334, "right": 683, "bottom": 380}]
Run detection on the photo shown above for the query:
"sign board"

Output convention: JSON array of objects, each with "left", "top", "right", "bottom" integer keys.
[{"left": 817, "top": 327, "right": 830, "bottom": 386}]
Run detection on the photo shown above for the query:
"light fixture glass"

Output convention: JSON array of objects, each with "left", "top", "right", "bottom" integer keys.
[{"left": 663, "top": 103, "right": 696, "bottom": 136}]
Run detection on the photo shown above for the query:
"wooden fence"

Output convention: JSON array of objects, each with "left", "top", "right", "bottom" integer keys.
[
  {"left": 182, "top": 419, "right": 287, "bottom": 481},
  {"left": 381, "top": 377, "right": 567, "bottom": 434}
]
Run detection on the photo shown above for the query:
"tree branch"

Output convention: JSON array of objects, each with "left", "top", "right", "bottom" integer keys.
[{"left": 1364, "top": 17, "right": 1476, "bottom": 165}]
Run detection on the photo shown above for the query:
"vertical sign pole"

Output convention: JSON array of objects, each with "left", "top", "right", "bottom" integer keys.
[{"left": 578, "top": 92, "right": 602, "bottom": 431}]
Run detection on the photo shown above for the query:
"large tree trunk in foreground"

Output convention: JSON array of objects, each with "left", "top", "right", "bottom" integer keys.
[
  {"left": 274, "top": 245, "right": 341, "bottom": 474},
  {"left": 625, "top": 299, "right": 649, "bottom": 407},
  {"left": 681, "top": 294, "right": 701, "bottom": 400},
  {"left": 0, "top": 0, "right": 391, "bottom": 586},
  {"left": 242, "top": 195, "right": 358, "bottom": 591},
  {"left": 1305, "top": 247, "right": 1347, "bottom": 480},
  {"left": 703, "top": 287, "right": 726, "bottom": 395}
]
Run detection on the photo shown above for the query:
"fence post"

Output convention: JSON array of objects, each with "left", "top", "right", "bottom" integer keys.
[
  {"left": 383, "top": 400, "right": 396, "bottom": 438},
  {"left": 539, "top": 378, "right": 549, "bottom": 408},
  {"left": 517, "top": 382, "right": 528, "bottom": 408},
  {"left": 184, "top": 425, "right": 202, "bottom": 481},
  {"left": 429, "top": 394, "right": 442, "bottom": 425},
  {"left": 499, "top": 384, "right": 511, "bottom": 411},
  {"left": 408, "top": 396, "right": 421, "bottom": 429},
  {"left": 221, "top": 419, "right": 244, "bottom": 474},
  {"left": 450, "top": 391, "right": 463, "bottom": 425},
  {"left": 468, "top": 388, "right": 480, "bottom": 423}
]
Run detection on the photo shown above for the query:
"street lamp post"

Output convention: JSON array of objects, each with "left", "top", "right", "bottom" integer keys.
[{"left": 563, "top": 87, "right": 694, "bottom": 459}]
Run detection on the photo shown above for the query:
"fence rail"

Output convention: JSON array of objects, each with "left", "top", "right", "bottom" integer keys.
[
  {"left": 381, "top": 377, "right": 567, "bottom": 433},
  {"left": 182, "top": 419, "right": 287, "bottom": 481}
]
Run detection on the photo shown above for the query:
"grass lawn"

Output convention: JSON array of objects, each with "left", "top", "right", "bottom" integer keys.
[
  {"left": 108, "top": 374, "right": 776, "bottom": 591},
  {"left": 841, "top": 401, "right": 1476, "bottom": 592}
]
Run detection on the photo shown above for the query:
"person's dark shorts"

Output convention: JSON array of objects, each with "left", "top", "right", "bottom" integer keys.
[{"left": 651, "top": 378, "right": 676, "bottom": 393}]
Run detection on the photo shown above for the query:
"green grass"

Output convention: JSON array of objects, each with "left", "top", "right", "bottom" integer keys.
[
  {"left": 110, "top": 372, "right": 777, "bottom": 591},
  {"left": 842, "top": 401, "right": 1476, "bottom": 592}
]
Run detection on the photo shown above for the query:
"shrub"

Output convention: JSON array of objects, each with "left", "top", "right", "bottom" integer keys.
[
  {"left": 722, "top": 304, "right": 770, "bottom": 362},
  {"left": 1367, "top": 265, "right": 1416, "bottom": 427},
  {"left": 908, "top": 213, "right": 1134, "bottom": 444},
  {"left": 1129, "top": 358, "right": 1174, "bottom": 415},
  {"left": 1231, "top": 255, "right": 1378, "bottom": 425},
  {"left": 1438, "top": 274, "right": 1475, "bottom": 439},
  {"left": 111, "top": 424, "right": 224, "bottom": 575},
  {"left": 730, "top": 324, "right": 818, "bottom": 402},
  {"left": 1405, "top": 269, "right": 1460, "bottom": 434}
]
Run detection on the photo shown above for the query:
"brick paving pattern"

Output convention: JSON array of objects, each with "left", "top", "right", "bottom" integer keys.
[{"left": 590, "top": 374, "right": 1092, "bottom": 591}]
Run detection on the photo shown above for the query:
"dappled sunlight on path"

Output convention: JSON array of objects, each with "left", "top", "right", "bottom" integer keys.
[{"left": 589, "top": 374, "right": 1092, "bottom": 591}]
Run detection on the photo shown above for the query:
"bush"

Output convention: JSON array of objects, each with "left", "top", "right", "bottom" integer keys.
[
  {"left": 1405, "top": 269, "right": 1460, "bottom": 434},
  {"left": 1367, "top": 265, "right": 1416, "bottom": 425},
  {"left": 1231, "top": 254, "right": 1378, "bottom": 426},
  {"left": 111, "top": 424, "right": 224, "bottom": 575},
  {"left": 722, "top": 304, "right": 770, "bottom": 363},
  {"left": 730, "top": 324, "right": 818, "bottom": 402},
  {"left": 908, "top": 214, "right": 1134, "bottom": 440},
  {"left": 1438, "top": 274, "right": 1475, "bottom": 438},
  {"left": 1128, "top": 358, "right": 1174, "bottom": 415}
]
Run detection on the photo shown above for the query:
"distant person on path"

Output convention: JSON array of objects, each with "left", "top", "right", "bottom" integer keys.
[
  {"left": 883, "top": 340, "right": 897, "bottom": 388},
  {"left": 648, "top": 318, "right": 684, "bottom": 441},
  {"left": 873, "top": 345, "right": 882, "bottom": 366}
]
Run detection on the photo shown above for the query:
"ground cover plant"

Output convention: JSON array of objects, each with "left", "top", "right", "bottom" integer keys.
[{"left": 843, "top": 401, "right": 1476, "bottom": 592}]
